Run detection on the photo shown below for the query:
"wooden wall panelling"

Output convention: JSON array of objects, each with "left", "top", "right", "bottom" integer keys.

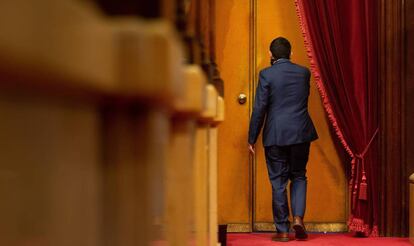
[
  {"left": 406, "top": 0, "right": 414, "bottom": 238},
  {"left": 405, "top": 0, "right": 414, "bottom": 215},
  {"left": 379, "top": 0, "right": 406, "bottom": 237}
]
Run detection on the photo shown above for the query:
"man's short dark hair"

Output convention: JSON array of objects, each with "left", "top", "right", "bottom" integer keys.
[{"left": 270, "top": 37, "right": 291, "bottom": 60}]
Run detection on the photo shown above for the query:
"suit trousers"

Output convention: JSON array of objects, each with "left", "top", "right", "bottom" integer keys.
[{"left": 264, "top": 142, "right": 310, "bottom": 233}]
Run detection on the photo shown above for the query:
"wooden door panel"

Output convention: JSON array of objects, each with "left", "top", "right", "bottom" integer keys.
[
  {"left": 216, "top": 0, "right": 347, "bottom": 231},
  {"left": 216, "top": 0, "right": 251, "bottom": 226},
  {"left": 254, "top": 0, "right": 347, "bottom": 228}
]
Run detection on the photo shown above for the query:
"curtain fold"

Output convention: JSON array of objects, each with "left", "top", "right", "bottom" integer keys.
[{"left": 294, "top": 0, "right": 379, "bottom": 236}]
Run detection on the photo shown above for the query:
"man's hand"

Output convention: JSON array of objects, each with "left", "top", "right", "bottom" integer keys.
[{"left": 248, "top": 144, "right": 255, "bottom": 155}]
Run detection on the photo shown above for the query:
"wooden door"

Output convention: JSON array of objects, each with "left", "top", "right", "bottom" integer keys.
[
  {"left": 216, "top": 0, "right": 252, "bottom": 232},
  {"left": 216, "top": 0, "right": 347, "bottom": 232}
]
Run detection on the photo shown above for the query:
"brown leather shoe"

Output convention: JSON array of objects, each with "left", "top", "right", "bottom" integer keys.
[
  {"left": 272, "top": 232, "right": 289, "bottom": 242},
  {"left": 293, "top": 216, "right": 308, "bottom": 240}
]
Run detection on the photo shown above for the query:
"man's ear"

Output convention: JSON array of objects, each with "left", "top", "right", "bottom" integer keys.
[{"left": 269, "top": 50, "right": 273, "bottom": 58}]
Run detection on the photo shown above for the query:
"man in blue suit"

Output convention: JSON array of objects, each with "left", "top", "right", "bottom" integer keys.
[{"left": 248, "top": 37, "right": 318, "bottom": 242}]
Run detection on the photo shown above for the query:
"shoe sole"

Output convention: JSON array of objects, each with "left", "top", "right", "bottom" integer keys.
[
  {"left": 293, "top": 224, "right": 308, "bottom": 240},
  {"left": 272, "top": 238, "right": 289, "bottom": 242}
]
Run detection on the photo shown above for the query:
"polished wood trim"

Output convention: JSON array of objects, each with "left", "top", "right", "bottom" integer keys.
[{"left": 379, "top": 0, "right": 407, "bottom": 237}]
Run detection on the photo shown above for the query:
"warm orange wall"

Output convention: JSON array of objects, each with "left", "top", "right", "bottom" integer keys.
[{"left": 216, "top": 0, "right": 347, "bottom": 225}]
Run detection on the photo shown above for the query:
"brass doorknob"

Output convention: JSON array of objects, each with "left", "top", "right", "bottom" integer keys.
[{"left": 238, "top": 93, "right": 247, "bottom": 105}]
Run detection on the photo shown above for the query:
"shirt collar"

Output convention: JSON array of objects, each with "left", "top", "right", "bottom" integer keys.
[
  {"left": 276, "top": 58, "right": 290, "bottom": 63},
  {"left": 271, "top": 58, "right": 290, "bottom": 66}
]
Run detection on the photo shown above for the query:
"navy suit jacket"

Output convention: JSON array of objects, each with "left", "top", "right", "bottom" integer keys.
[{"left": 248, "top": 58, "right": 318, "bottom": 147}]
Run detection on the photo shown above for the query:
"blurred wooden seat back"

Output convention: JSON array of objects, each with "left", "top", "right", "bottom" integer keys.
[{"left": 0, "top": 0, "right": 224, "bottom": 245}]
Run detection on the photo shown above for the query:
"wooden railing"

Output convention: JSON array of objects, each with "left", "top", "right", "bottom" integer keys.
[{"left": 0, "top": 0, "right": 224, "bottom": 245}]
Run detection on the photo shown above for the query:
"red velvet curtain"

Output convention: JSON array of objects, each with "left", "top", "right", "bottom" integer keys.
[{"left": 295, "top": 0, "right": 379, "bottom": 236}]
